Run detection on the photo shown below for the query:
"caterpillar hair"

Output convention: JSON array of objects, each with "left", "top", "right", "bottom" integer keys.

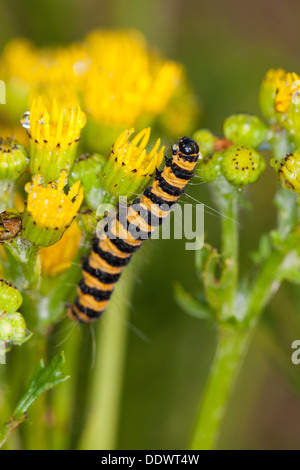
[{"left": 68, "top": 136, "right": 200, "bottom": 323}]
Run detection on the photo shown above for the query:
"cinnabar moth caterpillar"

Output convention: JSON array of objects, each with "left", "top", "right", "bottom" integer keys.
[{"left": 68, "top": 137, "right": 200, "bottom": 323}]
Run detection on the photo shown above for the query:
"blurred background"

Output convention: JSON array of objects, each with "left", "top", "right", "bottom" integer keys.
[{"left": 1, "top": 0, "right": 300, "bottom": 450}]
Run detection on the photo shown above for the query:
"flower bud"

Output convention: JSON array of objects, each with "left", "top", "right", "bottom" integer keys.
[
  {"left": 193, "top": 129, "right": 217, "bottom": 158},
  {"left": 221, "top": 145, "right": 265, "bottom": 188},
  {"left": 223, "top": 114, "right": 269, "bottom": 148},
  {"left": 23, "top": 171, "right": 83, "bottom": 247},
  {"left": 195, "top": 151, "right": 223, "bottom": 182},
  {"left": 259, "top": 69, "right": 286, "bottom": 123},
  {"left": 69, "top": 153, "right": 106, "bottom": 210},
  {"left": 0, "top": 138, "right": 28, "bottom": 180},
  {"left": 0, "top": 312, "right": 27, "bottom": 345},
  {"left": 101, "top": 128, "right": 164, "bottom": 202},
  {"left": 271, "top": 150, "right": 300, "bottom": 193},
  {"left": 0, "top": 279, "right": 22, "bottom": 314}
]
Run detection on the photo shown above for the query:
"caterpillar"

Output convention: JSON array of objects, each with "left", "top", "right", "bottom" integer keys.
[{"left": 68, "top": 137, "right": 200, "bottom": 323}]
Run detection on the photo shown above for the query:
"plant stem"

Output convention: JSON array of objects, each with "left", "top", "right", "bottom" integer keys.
[
  {"left": 189, "top": 325, "right": 251, "bottom": 450},
  {"left": 219, "top": 187, "right": 239, "bottom": 321},
  {"left": 79, "top": 265, "right": 137, "bottom": 450}
]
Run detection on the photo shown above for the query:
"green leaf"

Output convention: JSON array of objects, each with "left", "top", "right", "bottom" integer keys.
[
  {"left": 14, "top": 352, "right": 69, "bottom": 418},
  {"left": 174, "top": 282, "right": 213, "bottom": 320},
  {"left": 250, "top": 233, "right": 272, "bottom": 265},
  {"left": 0, "top": 352, "right": 69, "bottom": 448}
]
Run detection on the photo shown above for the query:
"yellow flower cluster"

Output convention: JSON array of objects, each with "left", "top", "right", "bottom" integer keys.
[
  {"left": 0, "top": 29, "right": 185, "bottom": 129},
  {"left": 275, "top": 72, "right": 300, "bottom": 114}
]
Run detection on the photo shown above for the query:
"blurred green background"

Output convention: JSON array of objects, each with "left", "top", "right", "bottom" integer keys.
[{"left": 1, "top": 0, "right": 300, "bottom": 450}]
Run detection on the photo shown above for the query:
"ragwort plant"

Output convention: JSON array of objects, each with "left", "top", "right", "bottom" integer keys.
[{"left": 0, "top": 28, "right": 299, "bottom": 450}]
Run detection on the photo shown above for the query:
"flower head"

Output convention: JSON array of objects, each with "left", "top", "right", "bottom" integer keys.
[
  {"left": 23, "top": 171, "right": 83, "bottom": 246},
  {"left": 22, "top": 95, "right": 86, "bottom": 181},
  {"left": 221, "top": 145, "right": 266, "bottom": 188},
  {"left": 271, "top": 150, "right": 300, "bottom": 193},
  {"left": 101, "top": 127, "right": 165, "bottom": 201},
  {"left": 259, "top": 68, "right": 286, "bottom": 122},
  {"left": 275, "top": 72, "right": 300, "bottom": 114}
]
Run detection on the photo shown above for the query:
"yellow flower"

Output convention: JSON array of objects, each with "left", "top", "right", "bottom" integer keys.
[
  {"left": 22, "top": 95, "right": 86, "bottom": 181},
  {"left": 25, "top": 95, "right": 86, "bottom": 149},
  {"left": 101, "top": 127, "right": 164, "bottom": 201},
  {"left": 259, "top": 68, "right": 286, "bottom": 122},
  {"left": 271, "top": 150, "right": 300, "bottom": 193},
  {"left": 23, "top": 171, "right": 83, "bottom": 246},
  {"left": 40, "top": 220, "right": 82, "bottom": 276},
  {"left": 275, "top": 72, "right": 300, "bottom": 113}
]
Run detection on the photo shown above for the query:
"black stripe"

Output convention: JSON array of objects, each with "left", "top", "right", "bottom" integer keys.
[
  {"left": 171, "top": 162, "right": 194, "bottom": 180},
  {"left": 116, "top": 211, "right": 152, "bottom": 241},
  {"left": 74, "top": 298, "right": 104, "bottom": 320},
  {"left": 143, "top": 187, "right": 177, "bottom": 209},
  {"left": 92, "top": 238, "right": 132, "bottom": 267},
  {"left": 178, "top": 152, "right": 198, "bottom": 162},
  {"left": 82, "top": 257, "right": 121, "bottom": 284},
  {"left": 104, "top": 222, "right": 142, "bottom": 254},
  {"left": 157, "top": 172, "right": 183, "bottom": 197},
  {"left": 131, "top": 200, "right": 164, "bottom": 227},
  {"left": 79, "top": 279, "right": 112, "bottom": 301}
]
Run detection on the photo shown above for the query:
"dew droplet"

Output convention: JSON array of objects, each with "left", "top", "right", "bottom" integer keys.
[{"left": 21, "top": 111, "right": 30, "bottom": 130}]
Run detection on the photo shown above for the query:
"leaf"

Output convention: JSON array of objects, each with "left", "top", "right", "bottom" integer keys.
[
  {"left": 14, "top": 351, "right": 70, "bottom": 418},
  {"left": 0, "top": 352, "right": 70, "bottom": 448},
  {"left": 174, "top": 282, "right": 213, "bottom": 320}
]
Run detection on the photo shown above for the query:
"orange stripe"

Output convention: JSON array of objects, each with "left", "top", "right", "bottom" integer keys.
[
  {"left": 79, "top": 292, "right": 109, "bottom": 311},
  {"left": 139, "top": 196, "right": 170, "bottom": 218},
  {"left": 83, "top": 270, "right": 115, "bottom": 291},
  {"left": 162, "top": 166, "right": 186, "bottom": 189},
  {"left": 127, "top": 206, "right": 154, "bottom": 232},
  {"left": 99, "top": 237, "right": 132, "bottom": 259},
  {"left": 89, "top": 250, "right": 123, "bottom": 274},
  {"left": 111, "top": 218, "right": 142, "bottom": 247},
  {"left": 69, "top": 303, "right": 94, "bottom": 323}
]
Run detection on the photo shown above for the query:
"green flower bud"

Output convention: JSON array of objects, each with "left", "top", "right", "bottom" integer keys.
[
  {"left": 221, "top": 145, "right": 266, "bottom": 188},
  {"left": 0, "top": 279, "right": 22, "bottom": 314},
  {"left": 195, "top": 151, "right": 223, "bottom": 182},
  {"left": 0, "top": 312, "right": 27, "bottom": 345},
  {"left": 271, "top": 150, "right": 300, "bottom": 193},
  {"left": 69, "top": 153, "right": 106, "bottom": 210},
  {"left": 193, "top": 129, "right": 217, "bottom": 158},
  {"left": 8, "top": 312, "right": 27, "bottom": 344},
  {"left": 223, "top": 114, "right": 269, "bottom": 148},
  {"left": 0, "top": 138, "right": 28, "bottom": 180}
]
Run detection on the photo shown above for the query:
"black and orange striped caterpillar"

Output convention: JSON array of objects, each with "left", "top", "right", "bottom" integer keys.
[{"left": 68, "top": 137, "right": 200, "bottom": 323}]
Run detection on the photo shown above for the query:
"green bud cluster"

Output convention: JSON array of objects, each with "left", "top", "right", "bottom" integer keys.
[{"left": 0, "top": 280, "right": 27, "bottom": 346}]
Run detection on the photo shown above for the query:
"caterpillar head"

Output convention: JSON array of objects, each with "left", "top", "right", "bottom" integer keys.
[{"left": 178, "top": 136, "right": 199, "bottom": 156}]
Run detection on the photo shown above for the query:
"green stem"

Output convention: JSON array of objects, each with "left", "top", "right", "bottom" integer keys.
[
  {"left": 219, "top": 187, "right": 239, "bottom": 322},
  {"left": 79, "top": 266, "right": 136, "bottom": 450},
  {"left": 189, "top": 326, "right": 251, "bottom": 450}
]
